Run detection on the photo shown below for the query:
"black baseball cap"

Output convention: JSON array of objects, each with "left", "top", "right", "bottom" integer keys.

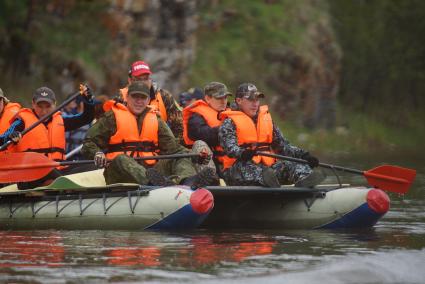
[{"left": 33, "top": 87, "right": 56, "bottom": 104}]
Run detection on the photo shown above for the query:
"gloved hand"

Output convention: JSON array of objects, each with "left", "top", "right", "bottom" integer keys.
[
  {"left": 192, "top": 149, "right": 212, "bottom": 165},
  {"left": 240, "top": 149, "right": 257, "bottom": 161},
  {"left": 8, "top": 131, "right": 22, "bottom": 144},
  {"left": 80, "top": 84, "right": 94, "bottom": 100},
  {"left": 301, "top": 152, "right": 319, "bottom": 168},
  {"left": 94, "top": 151, "right": 107, "bottom": 168}
]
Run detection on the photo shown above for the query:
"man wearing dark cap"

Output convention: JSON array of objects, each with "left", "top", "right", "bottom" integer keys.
[
  {"left": 82, "top": 82, "right": 218, "bottom": 187},
  {"left": 183, "top": 82, "right": 232, "bottom": 174},
  {"left": 0, "top": 86, "right": 95, "bottom": 189},
  {"left": 115, "top": 60, "right": 184, "bottom": 144},
  {"left": 218, "top": 83, "right": 322, "bottom": 187}
]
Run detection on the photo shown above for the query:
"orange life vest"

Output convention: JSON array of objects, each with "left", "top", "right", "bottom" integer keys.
[
  {"left": 0, "top": 102, "right": 21, "bottom": 133},
  {"left": 106, "top": 103, "right": 159, "bottom": 165},
  {"left": 120, "top": 87, "right": 167, "bottom": 121},
  {"left": 12, "top": 109, "right": 65, "bottom": 161},
  {"left": 219, "top": 105, "right": 276, "bottom": 170},
  {"left": 182, "top": 100, "right": 227, "bottom": 164}
]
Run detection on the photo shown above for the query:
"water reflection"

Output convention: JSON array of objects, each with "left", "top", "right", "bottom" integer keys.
[
  {"left": 0, "top": 231, "right": 64, "bottom": 267},
  {"left": 104, "top": 233, "right": 277, "bottom": 267},
  {"left": 107, "top": 247, "right": 161, "bottom": 266},
  {"left": 0, "top": 231, "right": 278, "bottom": 268}
]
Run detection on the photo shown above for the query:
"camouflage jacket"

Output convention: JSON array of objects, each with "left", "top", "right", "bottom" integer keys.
[
  {"left": 158, "top": 88, "right": 184, "bottom": 144},
  {"left": 218, "top": 112, "right": 307, "bottom": 159},
  {"left": 81, "top": 107, "right": 187, "bottom": 160}
]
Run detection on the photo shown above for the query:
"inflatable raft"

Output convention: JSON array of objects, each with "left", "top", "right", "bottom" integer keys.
[
  {"left": 204, "top": 185, "right": 390, "bottom": 229},
  {"left": 0, "top": 170, "right": 214, "bottom": 230},
  {"left": 0, "top": 170, "right": 390, "bottom": 230}
]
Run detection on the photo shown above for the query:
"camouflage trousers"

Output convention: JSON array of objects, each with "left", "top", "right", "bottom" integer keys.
[
  {"left": 222, "top": 160, "right": 312, "bottom": 186},
  {"left": 104, "top": 154, "right": 197, "bottom": 185}
]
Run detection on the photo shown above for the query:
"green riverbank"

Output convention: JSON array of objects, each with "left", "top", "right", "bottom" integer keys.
[{"left": 277, "top": 107, "right": 424, "bottom": 157}]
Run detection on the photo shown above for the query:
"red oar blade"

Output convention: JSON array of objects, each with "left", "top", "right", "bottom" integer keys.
[
  {"left": 0, "top": 152, "right": 59, "bottom": 183},
  {"left": 364, "top": 165, "right": 416, "bottom": 194}
]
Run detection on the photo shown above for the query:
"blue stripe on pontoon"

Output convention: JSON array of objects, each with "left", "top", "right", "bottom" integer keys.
[
  {"left": 318, "top": 203, "right": 384, "bottom": 229},
  {"left": 146, "top": 204, "right": 209, "bottom": 230}
]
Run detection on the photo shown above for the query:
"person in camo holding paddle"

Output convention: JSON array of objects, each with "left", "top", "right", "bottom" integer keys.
[
  {"left": 81, "top": 81, "right": 218, "bottom": 187},
  {"left": 0, "top": 85, "right": 96, "bottom": 189},
  {"left": 218, "top": 83, "right": 324, "bottom": 187}
]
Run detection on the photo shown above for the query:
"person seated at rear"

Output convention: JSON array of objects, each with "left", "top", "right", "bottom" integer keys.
[
  {"left": 183, "top": 82, "right": 232, "bottom": 174},
  {"left": 0, "top": 86, "right": 95, "bottom": 189},
  {"left": 81, "top": 82, "right": 218, "bottom": 187},
  {"left": 179, "top": 87, "right": 204, "bottom": 108},
  {"left": 63, "top": 94, "right": 90, "bottom": 160},
  {"left": 0, "top": 88, "right": 21, "bottom": 150},
  {"left": 218, "top": 83, "right": 322, "bottom": 187}
]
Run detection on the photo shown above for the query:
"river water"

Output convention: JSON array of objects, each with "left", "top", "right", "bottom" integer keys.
[{"left": 0, "top": 154, "right": 424, "bottom": 283}]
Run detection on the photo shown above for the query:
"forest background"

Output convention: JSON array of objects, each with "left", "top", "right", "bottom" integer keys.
[{"left": 1, "top": 0, "right": 423, "bottom": 157}]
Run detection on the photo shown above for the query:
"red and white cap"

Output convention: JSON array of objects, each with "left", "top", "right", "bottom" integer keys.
[{"left": 130, "top": 60, "right": 152, "bottom": 77}]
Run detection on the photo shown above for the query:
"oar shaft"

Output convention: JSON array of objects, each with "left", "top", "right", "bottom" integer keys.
[
  {"left": 59, "top": 153, "right": 199, "bottom": 166},
  {"left": 257, "top": 152, "right": 363, "bottom": 175},
  {"left": 1, "top": 153, "right": 201, "bottom": 170}
]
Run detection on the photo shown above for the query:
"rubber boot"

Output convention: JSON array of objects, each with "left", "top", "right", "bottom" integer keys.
[
  {"left": 262, "top": 167, "right": 280, "bottom": 188},
  {"left": 181, "top": 168, "right": 219, "bottom": 189},
  {"left": 146, "top": 168, "right": 175, "bottom": 186},
  {"left": 294, "top": 169, "right": 326, "bottom": 188}
]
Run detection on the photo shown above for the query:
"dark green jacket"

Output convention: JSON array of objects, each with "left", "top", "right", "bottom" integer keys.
[{"left": 82, "top": 107, "right": 187, "bottom": 159}]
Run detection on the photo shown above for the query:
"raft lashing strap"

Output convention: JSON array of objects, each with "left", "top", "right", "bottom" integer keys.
[{"left": 5, "top": 186, "right": 150, "bottom": 218}]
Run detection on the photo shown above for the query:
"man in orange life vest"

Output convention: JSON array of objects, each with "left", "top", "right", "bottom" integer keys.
[
  {"left": 117, "top": 60, "right": 184, "bottom": 144},
  {"left": 0, "top": 88, "right": 21, "bottom": 146},
  {"left": 218, "top": 83, "right": 322, "bottom": 187},
  {"left": 0, "top": 86, "right": 95, "bottom": 189},
  {"left": 81, "top": 82, "right": 217, "bottom": 187},
  {"left": 183, "top": 82, "right": 231, "bottom": 174}
]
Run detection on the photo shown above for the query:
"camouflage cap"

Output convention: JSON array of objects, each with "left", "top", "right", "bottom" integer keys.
[
  {"left": 204, "top": 82, "right": 232, "bottom": 98},
  {"left": 128, "top": 81, "right": 150, "bottom": 97},
  {"left": 236, "top": 83, "right": 265, "bottom": 99}
]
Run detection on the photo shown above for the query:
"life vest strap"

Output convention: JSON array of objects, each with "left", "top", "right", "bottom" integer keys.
[{"left": 107, "top": 141, "right": 159, "bottom": 153}]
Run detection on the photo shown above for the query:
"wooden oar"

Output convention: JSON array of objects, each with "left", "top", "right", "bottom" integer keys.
[
  {"left": 0, "top": 88, "right": 83, "bottom": 151},
  {"left": 0, "top": 152, "right": 201, "bottom": 183},
  {"left": 257, "top": 152, "right": 416, "bottom": 194}
]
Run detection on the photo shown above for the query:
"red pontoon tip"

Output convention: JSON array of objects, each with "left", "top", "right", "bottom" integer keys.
[
  {"left": 367, "top": 189, "right": 390, "bottom": 214},
  {"left": 190, "top": 188, "right": 214, "bottom": 214}
]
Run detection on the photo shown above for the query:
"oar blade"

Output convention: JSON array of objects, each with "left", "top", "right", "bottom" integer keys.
[
  {"left": 0, "top": 152, "right": 55, "bottom": 183},
  {"left": 0, "top": 167, "right": 53, "bottom": 183},
  {"left": 364, "top": 165, "right": 416, "bottom": 194}
]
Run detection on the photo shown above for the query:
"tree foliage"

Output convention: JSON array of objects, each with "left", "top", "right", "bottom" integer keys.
[{"left": 329, "top": 0, "right": 425, "bottom": 123}]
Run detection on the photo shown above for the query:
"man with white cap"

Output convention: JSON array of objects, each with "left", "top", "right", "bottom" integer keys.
[
  {"left": 218, "top": 83, "right": 322, "bottom": 187},
  {"left": 115, "top": 60, "right": 184, "bottom": 144}
]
